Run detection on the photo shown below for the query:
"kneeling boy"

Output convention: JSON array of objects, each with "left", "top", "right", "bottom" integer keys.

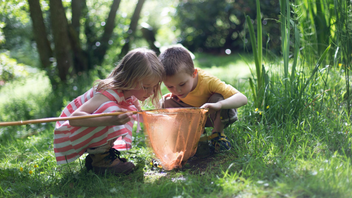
[{"left": 159, "top": 46, "right": 248, "bottom": 151}]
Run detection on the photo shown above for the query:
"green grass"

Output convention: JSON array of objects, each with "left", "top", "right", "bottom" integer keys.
[
  {"left": 0, "top": 71, "right": 51, "bottom": 104},
  {"left": 1, "top": 54, "right": 352, "bottom": 197}
]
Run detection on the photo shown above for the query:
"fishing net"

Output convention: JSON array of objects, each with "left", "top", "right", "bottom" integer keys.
[{"left": 141, "top": 108, "right": 208, "bottom": 170}]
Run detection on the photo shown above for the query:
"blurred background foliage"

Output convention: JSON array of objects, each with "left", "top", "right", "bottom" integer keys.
[
  {"left": 0, "top": 0, "right": 283, "bottom": 89},
  {"left": 175, "top": 0, "right": 281, "bottom": 54},
  {"left": 0, "top": 0, "right": 350, "bottom": 120}
]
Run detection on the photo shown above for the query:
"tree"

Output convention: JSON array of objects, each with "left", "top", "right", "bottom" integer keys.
[
  {"left": 120, "top": 0, "right": 146, "bottom": 57},
  {"left": 27, "top": 0, "right": 146, "bottom": 85},
  {"left": 49, "top": 0, "right": 72, "bottom": 82},
  {"left": 27, "top": 0, "right": 54, "bottom": 84}
]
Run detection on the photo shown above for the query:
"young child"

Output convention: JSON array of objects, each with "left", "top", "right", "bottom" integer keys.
[
  {"left": 159, "top": 46, "right": 247, "bottom": 152},
  {"left": 54, "top": 48, "right": 165, "bottom": 175}
]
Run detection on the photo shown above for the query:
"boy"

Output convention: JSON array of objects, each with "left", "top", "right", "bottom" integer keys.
[{"left": 159, "top": 46, "right": 247, "bottom": 152}]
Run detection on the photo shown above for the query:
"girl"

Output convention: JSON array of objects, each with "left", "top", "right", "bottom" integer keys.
[{"left": 54, "top": 48, "right": 165, "bottom": 175}]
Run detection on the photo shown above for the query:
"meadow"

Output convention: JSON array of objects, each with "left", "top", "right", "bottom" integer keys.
[{"left": 0, "top": 50, "right": 351, "bottom": 198}]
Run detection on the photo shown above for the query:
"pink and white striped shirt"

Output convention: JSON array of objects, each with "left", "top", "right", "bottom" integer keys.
[{"left": 54, "top": 88, "right": 139, "bottom": 165}]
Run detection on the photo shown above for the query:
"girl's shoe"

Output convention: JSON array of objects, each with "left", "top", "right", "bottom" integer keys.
[{"left": 85, "top": 148, "right": 135, "bottom": 175}]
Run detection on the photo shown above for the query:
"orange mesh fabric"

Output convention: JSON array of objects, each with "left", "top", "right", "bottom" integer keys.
[{"left": 141, "top": 108, "right": 208, "bottom": 170}]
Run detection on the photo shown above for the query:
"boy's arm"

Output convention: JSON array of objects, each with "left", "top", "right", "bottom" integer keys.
[
  {"left": 200, "top": 92, "right": 247, "bottom": 113},
  {"left": 203, "top": 77, "right": 247, "bottom": 111}
]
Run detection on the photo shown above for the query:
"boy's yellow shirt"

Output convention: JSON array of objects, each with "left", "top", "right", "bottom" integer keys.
[{"left": 180, "top": 68, "right": 239, "bottom": 107}]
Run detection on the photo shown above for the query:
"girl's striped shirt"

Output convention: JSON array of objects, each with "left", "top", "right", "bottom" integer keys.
[{"left": 54, "top": 88, "right": 138, "bottom": 165}]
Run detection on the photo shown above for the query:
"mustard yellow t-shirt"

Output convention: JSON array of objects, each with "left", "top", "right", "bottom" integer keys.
[{"left": 180, "top": 68, "right": 239, "bottom": 107}]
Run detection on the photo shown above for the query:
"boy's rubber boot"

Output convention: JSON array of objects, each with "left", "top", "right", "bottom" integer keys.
[
  {"left": 198, "top": 132, "right": 220, "bottom": 142},
  {"left": 194, "top": 133, "right": 221, "bottom": 157},
  {"left": 210, "top": 132, "right": 231, "bottom": 152}
]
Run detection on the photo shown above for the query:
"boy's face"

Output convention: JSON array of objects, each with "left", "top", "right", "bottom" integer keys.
[{"left": 163, "top": 68, "right": 197, "bottom": 99}]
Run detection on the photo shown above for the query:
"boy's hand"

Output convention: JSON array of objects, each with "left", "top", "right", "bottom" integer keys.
[
  {"left": 200, "top": 102, "right": 222, "bottom": 114},
  {"left": 164, "top": 93, "right": 180, "bottom": 102}
]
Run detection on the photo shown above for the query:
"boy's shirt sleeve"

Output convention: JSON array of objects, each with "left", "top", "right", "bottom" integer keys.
[
  {"left": 180, "top": 69, "right": 239, "bottom": 107},
  {"left": 207, "top": 76, "right": 239, "bottom": 99}
]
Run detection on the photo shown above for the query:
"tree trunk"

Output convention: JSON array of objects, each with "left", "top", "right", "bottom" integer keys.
[
  {"left": 141, "top": 24, "right": 160, "bottom": 55},
  {"left": 83, "top": 0, "right": 98, "bottom": 70},
  {"left": 120, "top": 0, "right": 146, "bottom": 57},
  {"left": 71, "top": 0, "right": 83, "bottom": 36},
  {"left": 49, "top": 0, "right": 72, "bottom": 82},
  {"left": 70, "top": 0, "right": 88, "bottom": 73},
  {"left": 27, "top": 0, "right": 53, "bottom": 70},
  {"left": 94, "top": 0, "right": 122, "bottom": 65},
  {"left": 68, "top": 24, "right": 88, "bottom": 73},
  {"left": 27, "top": 0, "right": 58, "bottom": 86}
]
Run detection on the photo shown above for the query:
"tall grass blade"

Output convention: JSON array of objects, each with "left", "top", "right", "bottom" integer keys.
[
  {"left": 246, "top": 15, "right": 260, "bottom": 79},
  {"left": 246, "top": 0, "right": 264, "bottom": 109},
  {"left": 290, "top": 23, "right": 300, "bottom": 85},
  {"left": 249, "top": 77, "right": 257, "bottom": 103},
  {"left": 299, "top": 45, "right": 331, "bottom": 97},
  {"left": 280, "top": 0, "right": 290, "bottom": 82},
  {"left": 256, "top": 0, "right": 262, "bottom": 69},
  {"left": 314, "top": 0, "right": 330, "bottom": 57},
  {"left": 333, "top": 0, "right": 351, "bottom": 115}
]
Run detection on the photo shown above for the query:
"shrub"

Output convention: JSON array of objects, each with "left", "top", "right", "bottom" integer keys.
[
  {"left": 174, "top": 0, "right": 281, "bottom": 54},
  {"left": 0, "top": 52, "right": 29, "bottom": 86}
]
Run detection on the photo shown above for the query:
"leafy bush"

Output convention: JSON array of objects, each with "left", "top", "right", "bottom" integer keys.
[
  {"left": 174, "top": 0, "right": 281, "bottom": 54},
  {"left": 0, "top": 52, "right": 29, "bottom": 86}
]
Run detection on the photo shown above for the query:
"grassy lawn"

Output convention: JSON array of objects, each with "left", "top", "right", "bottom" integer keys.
[{"left": 0, "top": 53, "right": 351, "bottom": 197}]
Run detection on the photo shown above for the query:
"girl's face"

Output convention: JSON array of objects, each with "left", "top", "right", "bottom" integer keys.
[{"left": 124, "top": 78, "right": 160, "bottom": 101}]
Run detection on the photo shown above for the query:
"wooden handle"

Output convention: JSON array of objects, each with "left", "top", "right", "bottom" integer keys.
[{"left": 0, "top": 111, "right": 138, "bottom": 127}]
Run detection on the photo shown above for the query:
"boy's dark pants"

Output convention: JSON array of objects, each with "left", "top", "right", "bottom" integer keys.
[{"left": 161, "top": 93, "right": 238, "bottom": 129}]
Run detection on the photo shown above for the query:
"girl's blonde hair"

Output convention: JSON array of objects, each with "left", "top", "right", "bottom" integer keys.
[{"left": 96, "top": 48, "right": 165, "bottom": 108}]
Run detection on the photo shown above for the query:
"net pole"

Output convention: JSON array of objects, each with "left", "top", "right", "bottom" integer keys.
[{"left": 0, "top": 111, "right": 139, "bottom": 127}]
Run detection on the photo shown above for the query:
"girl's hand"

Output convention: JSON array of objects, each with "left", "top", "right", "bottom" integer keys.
[
  {"left": 111, "top": 111, "right": 133, "bottom": 125},
  {"left": 70, "top": 94, "right": 135, "bottom": 127},
  {"left": 200, "top": 102, "right": 222, "bottom": 114}
]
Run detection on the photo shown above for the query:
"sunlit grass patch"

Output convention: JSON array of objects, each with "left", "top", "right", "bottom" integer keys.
[
  {"left": 194, "top": 53, "right": 253, "bottom": 83},
  {"left": 0, "top": 71, "right": 51, "bottom": 104}
]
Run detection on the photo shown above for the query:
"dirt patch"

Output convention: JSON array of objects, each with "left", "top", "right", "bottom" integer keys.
[{"left": 179, "top": 141, "right": 218, "bottom": 172}]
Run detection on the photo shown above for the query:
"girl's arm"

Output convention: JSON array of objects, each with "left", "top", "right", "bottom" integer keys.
[
  {"left": 69, "top": 94, "right": 133, "bottom": 127},
  {"left": 133, "top": 99, "right": 142, "bottom": 111}
]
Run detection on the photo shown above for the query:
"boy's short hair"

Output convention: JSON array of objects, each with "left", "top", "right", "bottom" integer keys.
[{"left": 159, "top": 46, "right": 194, "bottom": 76}]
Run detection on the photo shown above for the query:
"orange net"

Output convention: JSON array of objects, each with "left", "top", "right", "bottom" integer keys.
[{"left": 141, "top": 108, "right": 208, "bottom": 170}]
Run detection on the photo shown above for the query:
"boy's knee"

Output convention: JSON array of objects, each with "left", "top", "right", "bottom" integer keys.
[
  {"left": 205, "top": 94, "right": 238, "bottom": 128},
  {"left": 160, "top": 94, "right": 182, "bottom": 108},
  {"left": 221, "top": 108, "right": 238, "bottom": 128}
]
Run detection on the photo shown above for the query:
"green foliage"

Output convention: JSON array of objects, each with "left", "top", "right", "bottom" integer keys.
[
  {"left": 333, "top": 0, "right": 352, "bottom": 115},
  {"left": 292, "top": 0, "right": 334, "bottom": 64},
  {"left": 1, "top": 1, "right": 352, "bottom": 197},
  {"left": 245, "top": 0, "right": 267, "bottom": 110},
  {"left": 1, "top": 62, "right": 352, "bottom": 197},
  {"left": 0, "top": 5, "right": 39, "bottom": 67},
  {"left": 244, "top": 0, "right": 332, "bottom": 123},
  {"left": 0, "top": 22, "right": 5, "bottom": 44},
  {"left": 174, "top": 0, "right": 281, "bottom": 54},
  {"left": 0, "top": 0, "right": 29, "bottom": 23},
  {"left": 0, "top": 71, "right": 96, "bottom": 140},
  {"left": 0, "top": 52, "right": 29, "bottom": 85}
]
